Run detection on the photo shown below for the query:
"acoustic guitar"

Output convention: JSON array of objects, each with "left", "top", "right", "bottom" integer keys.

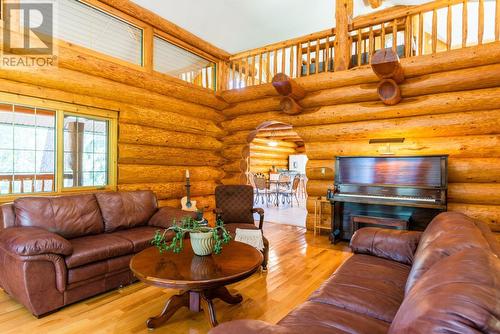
[{"left": 181, "top": 176, "right": 197, "bottom": 212}]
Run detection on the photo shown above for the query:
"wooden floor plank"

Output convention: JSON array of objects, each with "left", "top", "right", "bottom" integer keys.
[{"left": 0, "top": 223, "right": 350, "bottom": 334}]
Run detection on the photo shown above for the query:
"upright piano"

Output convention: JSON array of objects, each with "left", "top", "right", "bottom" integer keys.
[{"left": 330, "top": 155, "right": 447, "bottom": 243}]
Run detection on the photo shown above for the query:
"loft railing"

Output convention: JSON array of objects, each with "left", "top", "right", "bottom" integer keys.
[
  {"left": 227, "top": 29, "right": 336, "bottom": 89},
  {"left": 224, "top": 0, "right": 500, "bottom": 90}
]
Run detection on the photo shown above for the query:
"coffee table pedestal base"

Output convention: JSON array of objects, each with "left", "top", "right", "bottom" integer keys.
[{"left": 146, "top": 286, "right": 243, "bottom": 329}]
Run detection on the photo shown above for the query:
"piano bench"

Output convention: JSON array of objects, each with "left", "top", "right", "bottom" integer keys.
[{"left": 352, "top": 215, "right": 409, "bottom": 233}]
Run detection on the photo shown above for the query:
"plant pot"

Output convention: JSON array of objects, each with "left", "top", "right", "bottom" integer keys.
[{"left": 189, "top": 231, "right": 215, "bottom": 256}]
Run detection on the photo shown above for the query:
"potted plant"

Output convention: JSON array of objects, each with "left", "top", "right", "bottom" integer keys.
[{"left": 151, "top": 216, "right": 231, "bottom": 256}]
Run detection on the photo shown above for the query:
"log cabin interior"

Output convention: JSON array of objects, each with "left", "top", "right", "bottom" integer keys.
[{"left": 0, "top": 0, "right": 499, "bottom": 333}]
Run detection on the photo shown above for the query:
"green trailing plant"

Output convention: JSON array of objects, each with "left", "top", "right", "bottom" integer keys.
[{"left": 151, "top": 216, "right": 231, "bottom": 255}]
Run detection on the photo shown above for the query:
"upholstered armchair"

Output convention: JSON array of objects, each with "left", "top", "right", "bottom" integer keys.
[{"left": 214, "top": 185, "right": 269, "bottom": 270}]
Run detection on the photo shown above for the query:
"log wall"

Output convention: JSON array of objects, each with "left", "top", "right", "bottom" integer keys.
[
  {"left": 220, "top": 43, "right": 500, "bottom": 233},
  {"left": 249, "top": 138, "right": 297, "bottom": 174},
  {"left": 0, "top": 50, "right": 225, "bottom": 223}
]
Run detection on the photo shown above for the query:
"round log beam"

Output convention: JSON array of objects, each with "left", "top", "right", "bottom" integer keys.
[
  {"left": 377, "top": 79, "right": 402, "bottom": 105},
  {"left": 272, "top": 73, "right": 306, "bottom": 100},
  {"left": 371, "top": 48, "right": 405, "bottom": 83},
  {"left": 280, "top": 96, "right": 303, "bottom": 115}
]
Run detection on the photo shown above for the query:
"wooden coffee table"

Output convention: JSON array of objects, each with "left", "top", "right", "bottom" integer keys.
[{"left": 130, "top": 240, "right": 263, "bottom": 329}]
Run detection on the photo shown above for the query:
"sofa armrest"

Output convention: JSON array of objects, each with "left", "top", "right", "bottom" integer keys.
[
  {"left": 148, "top": 206, "right": 197, "bottom": 228},
  {"left": 208, "top": 320, "right": 296, "bottom": 334},
  {"left": 350, "top": 227, "right": 422, "bottom": 265},
  {"left": 0, "top": 227, "right": 73, "bottom": 256},
  {"left": 252, "top": 208, "right": 264, "bottom": 229}
]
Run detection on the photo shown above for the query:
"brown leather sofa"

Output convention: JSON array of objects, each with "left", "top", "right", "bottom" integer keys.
[
  {"left": 209, "top": 212, "right": 500, "bottom": 334},
  {"left": 0, "top": 190, "right": 195, "bottom": 317}
]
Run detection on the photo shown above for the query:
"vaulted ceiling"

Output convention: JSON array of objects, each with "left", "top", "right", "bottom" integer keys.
[{"left": 131, "top": 0, "right": 431, "bottom": 54}]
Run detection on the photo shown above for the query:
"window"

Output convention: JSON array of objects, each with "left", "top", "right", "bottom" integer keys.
[
  {"left": 0, "top": 97, "right": 117, "bottom": 197},
  {"left": 154, "top": 35, "right": 216, "bottom": 90},
  {"left": 0, "top": 104, "right": 55, "bottom": 195},
  {"left": 56, "top": 0, "right": 143, "bottom": 65},
  {"left": 63, "top": 115, "right": 109, "bottom": 188}
]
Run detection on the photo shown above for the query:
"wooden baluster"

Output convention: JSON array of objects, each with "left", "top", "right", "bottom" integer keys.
[
  {"left": 357, "top": 29, "right": 362, "bottom": 66},
  {"left": 289, "top": 46, "right": 294, "bottom": 77},
  {"left": 381, "top": 22, "right": 386, "bottom": 49},
  {"left": 266, "top": 51, "right": 271, "bottom": 82},
  {"left": 315, "top": 38, "right": 320, "bottom": 74},
  {"left": 496, "top": 0, "right": 500, "bottom": 41},
  {"left": 248, "top": 57, "right": 253, "bottom": 86},
  {"left": 238, "top": 59, "right": 243, "bottom": 88},
  {"left": 306, "top": 40, "right": 311, "bottom": 75},
  {"left": 273, "top": 49, "right": 278, "bottom": 76},
  {"left": 478, "top": 0, "right": 484, "bottom": 45},
  {"left": 231, "top": 61, "right": 236, "bottom": 89},
  {"left": 418, "top": 12, "right": 423, "bottom": 55},
  {"left": 432, "top": 9, "right": 437, "bottom": 54},
  {"left": 462, "top": 0, "right": 468, "bottom": 48},
  {"left": 392, "top": 19, "right": 397, "bottom": 52},
  {"left": 363, "top": 38, "right": 367, "bottom": 64},
  {"left": 258, "top": 53, "right": 263, "bottom": 84},
  {"left": 447, "top": 5, "right": 452, "bottom": 51},
  {"left": 369, "top": 26, "right": 374, "bottom": 63},
  {"left": 325, "top": 37, "right": 330, "bottom": 71},
  {"left": 297, "top": 43, "right": 302, "bottom": 77},
  {"left": 204, "top": 67, "right": 209, "bottom": 89},
  {"left": 251, "top": 55, "right": 255, "bottom": 86},
  {"left": 281, "top": 47, "right": 286, "bottom": 74},
  {"left": 405, "top": 15, "right": 411, "bottom": 57}
]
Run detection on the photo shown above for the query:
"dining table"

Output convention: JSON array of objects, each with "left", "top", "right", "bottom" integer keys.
[{"left": 266, "top": 179, "right": 291, "bottom": 206}]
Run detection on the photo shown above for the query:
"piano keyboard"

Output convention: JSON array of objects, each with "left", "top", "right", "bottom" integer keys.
[{"left": 336, "top": 193, "right": 436, "bottom": 203}]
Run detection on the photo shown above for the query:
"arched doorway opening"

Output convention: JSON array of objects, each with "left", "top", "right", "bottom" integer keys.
[{"left": 243, "top": 122, "right": 308, "bottom": 228}]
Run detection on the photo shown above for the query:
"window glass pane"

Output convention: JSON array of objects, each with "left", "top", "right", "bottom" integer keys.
[
  {"left": 56, "top": 0, "right": 143, "bottom": 65},
  {"left": 154, "top": 36, "right": 216, "bottom": 89},
  {"left": 0, "top": 103, "right": 56, "bottom": 195},
  {"left": 63, "top": 115, "right": 109, "bottom": 188}
]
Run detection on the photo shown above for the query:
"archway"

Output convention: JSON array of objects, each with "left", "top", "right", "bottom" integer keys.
[{"left": 243, "top": 121, "right": 308, "bottom": 228}]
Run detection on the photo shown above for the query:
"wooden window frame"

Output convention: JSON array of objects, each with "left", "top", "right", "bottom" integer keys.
[
  {"left": 55, "top": 0, "right": 149, "bottom": 71},
  {"left": 153, "top": 32, "right": 218, "bottom": 90},
  {"left": 0, "top": 92, "right": 118, "bottom": 203}
]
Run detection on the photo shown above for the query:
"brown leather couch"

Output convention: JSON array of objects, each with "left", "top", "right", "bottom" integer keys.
[
  {"left": 209, "top": 212, "right": 500, "bottom": 334},
  {"left": 0, "top": 190, "right": 195, "bottom": 317}
]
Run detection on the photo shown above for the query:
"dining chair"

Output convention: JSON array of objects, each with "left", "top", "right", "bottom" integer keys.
[
  {"left": 281, "top": 175, "right": 301, "bottom": 207},
  {"left": 253, "top": 175, "right": 269, "bottom": 206}
]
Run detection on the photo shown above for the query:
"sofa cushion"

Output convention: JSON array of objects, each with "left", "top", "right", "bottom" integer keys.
[
  {"left": 112, "top": 226, "right": 162, "bottom": 253},
  {"left": 389, "top": 248, "right": 500, "bottom": 334},
  {"left": 0, "top": 226, "right": 73, "bottom": 256},
  {"left": 148, "top": 207, "right": 197, "bottom": 229},
  {"left": 95, "top": 190, "right": 158, "bottom": 233},
  {"left": 65, "top": 234, "right": 133, "bottom": 268},
  {"left": 68, "top": 254, "right": 133, "bottom": 285},
  {"left": 277, "top": 301, "right": 390, "bottom": 334},
  {"left": 14, "top": 194, "right": 103, "bottom": 239},
  {"left": 405, "top": 212, "right": 493, "bottom": 294},
  {"left": 309, "top": 254, "right": 410, "bottom": 323}
]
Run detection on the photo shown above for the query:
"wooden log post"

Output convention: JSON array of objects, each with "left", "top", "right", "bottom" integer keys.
[
  {"left": 334, "top": 0, "right": 353, "bottom": 72},
  {"left": 371, "top": 48, "right": 405, "bottom": 105}
]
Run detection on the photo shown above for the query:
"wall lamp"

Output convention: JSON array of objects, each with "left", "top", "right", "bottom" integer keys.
[{"left": 369, "top": 138, "right": 405, "bottom": 155}]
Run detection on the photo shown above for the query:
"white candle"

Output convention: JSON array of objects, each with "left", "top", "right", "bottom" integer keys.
[{"left": 186, "top": 169, "right": 190, "bottom": 178}]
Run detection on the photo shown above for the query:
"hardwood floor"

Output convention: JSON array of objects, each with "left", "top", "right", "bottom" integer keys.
[{"left": 0, "top": 223, "right": 351, "bottom": 334}]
